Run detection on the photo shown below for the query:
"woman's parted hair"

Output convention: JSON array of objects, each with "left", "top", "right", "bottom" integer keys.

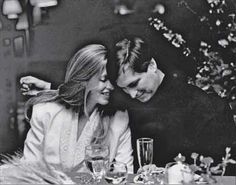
[
  {"left": 59, "top": 44, "right": 108, "bottom": 108},
  {"left": 26, "top": 44, "right": 107, "bottom": 110}
]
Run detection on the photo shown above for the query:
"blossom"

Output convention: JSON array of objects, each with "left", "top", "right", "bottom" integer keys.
[
  {"left": 149, "top": 0, "right": 236, "bottom": 103},
  {"left": 163, "top": 33, "right": 174, "bottom": 41},
  {"left": 216, "top": 19, "right": 221, "bottom": 26},
  {"left": 200, "top": 41, "right": 208, "bottom": 47},
  {"left": 191, "top": 153, "right": 199, "bottom": 160},
  {"left": 183, "top": 48, "right": 191, "bottom": 56},
  {"left": 153, "top": 4, "right": 165, "bottom": 14},
  {"left": 228, "top": 34, "right": 236, "bottom": 42},
  {"left": 206, "top": 0, "right": 220, "bottom": 5},
  {"left": 218, "top": 39, "right": 229, "bottom": 48},
  {"left": 174, "top": 153, "right": 186, "bottom": 163}
]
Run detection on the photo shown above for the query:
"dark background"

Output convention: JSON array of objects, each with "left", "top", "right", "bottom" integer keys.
[{"left": 0, "top": 0, "right": 235, "bottom": 155}]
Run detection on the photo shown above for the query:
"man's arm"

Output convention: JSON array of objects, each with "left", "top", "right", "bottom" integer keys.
[{"left": 20, "top": 76, "right": 52, "bottom": 96}]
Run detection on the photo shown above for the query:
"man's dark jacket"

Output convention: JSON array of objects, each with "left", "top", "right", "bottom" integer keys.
[{"left": 112, "top": 76, "right": 236, "bottom": 175}]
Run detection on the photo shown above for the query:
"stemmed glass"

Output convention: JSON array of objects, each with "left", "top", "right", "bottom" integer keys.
[
  {"left": 136, "top": 138, "right": 155, "bottom": 184},
  {"left": 85, "top": 144, "right": 109, "bottom": 182},
  {"left": 104, "top": 161, "right": 128, "bottom": 184},
  {"left": 136, "top": 138, "right": 153, "bottom": 168}
]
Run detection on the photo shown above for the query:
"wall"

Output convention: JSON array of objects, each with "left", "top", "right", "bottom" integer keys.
[{"left": 0, "top": 0, "right": 215, "bottom": 154}]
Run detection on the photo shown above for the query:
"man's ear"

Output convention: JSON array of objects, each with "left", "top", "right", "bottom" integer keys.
[{"left": 147, "top": 58, "right": 158, "bottom": 72}]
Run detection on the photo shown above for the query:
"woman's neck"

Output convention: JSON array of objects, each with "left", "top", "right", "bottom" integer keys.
[
  {"left": 76, "top": 100, "right": 96, "bottom": 141},
  {"left": 85, "top": 99, "right": 97, "bottom": 117}
]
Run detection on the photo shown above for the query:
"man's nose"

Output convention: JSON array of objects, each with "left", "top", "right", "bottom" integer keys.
[
  {"left": 129, "top": 89, "right": 137, "bottom": 99},
  {"left": 107, "top": 80, "right": 114, "bottom": 90}
]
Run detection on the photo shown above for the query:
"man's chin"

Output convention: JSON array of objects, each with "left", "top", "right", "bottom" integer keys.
[{"left": 137, "top": 95, "right": 151, "bottom": 103}]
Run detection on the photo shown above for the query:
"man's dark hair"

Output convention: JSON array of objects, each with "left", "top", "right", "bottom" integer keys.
[
  {"left": 106, "top": 37, "right": 157, "bottom": 85},
  {"left": 115, "top": 37, "right": 152, "bottom": 73}
]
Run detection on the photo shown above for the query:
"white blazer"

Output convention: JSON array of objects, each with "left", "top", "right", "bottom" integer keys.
[{"left": 22, "top": 102, "right": 133, "bottom": 173}]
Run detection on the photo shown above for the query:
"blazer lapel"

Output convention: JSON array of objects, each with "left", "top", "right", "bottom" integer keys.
[
  {"left": 106, "top": 128, "right": 119, "bottom": 162},
  {"left": 59, "top": 108, "right": 77, "bottom": 171},
  {"left": 73, "top": 110, "right": 100, "bottom": 168}
]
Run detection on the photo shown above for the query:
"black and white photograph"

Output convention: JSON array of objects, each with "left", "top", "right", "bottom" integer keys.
[{"left": 0, "top": 0, "right": 236, "bottom": 184}]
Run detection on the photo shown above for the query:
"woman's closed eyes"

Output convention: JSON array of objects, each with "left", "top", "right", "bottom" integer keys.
[{"left": 100, "top": 76, "right": 108, "bottom": 82}]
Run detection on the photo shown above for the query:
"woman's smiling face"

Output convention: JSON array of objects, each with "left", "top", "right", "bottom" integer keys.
[{"left": 87, "top": 60, "right": 114, "bottom": 107}]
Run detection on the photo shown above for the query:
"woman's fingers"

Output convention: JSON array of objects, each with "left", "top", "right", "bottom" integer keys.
[
  {"left": 20, "top": 88, "right": 28, "bottom": 92},
  {"left": 21, "top": 83, "right": 30, "bottom": 90},
  {"left": 22, "top": 90, "right": 40, "bottom": 96}
]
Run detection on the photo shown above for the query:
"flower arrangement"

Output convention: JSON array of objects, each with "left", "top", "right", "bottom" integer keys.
[
  {"left": 170, "top": 147, "right": 236, "bottom": 184},
  {"left": 188, "top": 147, "right": 236, "bottom": 182},
  {"left": 134, "top": 147, "right": 235, "bottom": 184},
  {"left": 149, "top": 0, "right": 236, "bottom": 103}
]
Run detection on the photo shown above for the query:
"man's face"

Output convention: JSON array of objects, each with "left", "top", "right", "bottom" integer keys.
[{"left": 116, "top": 60, "right": 160, "bottom": 103}]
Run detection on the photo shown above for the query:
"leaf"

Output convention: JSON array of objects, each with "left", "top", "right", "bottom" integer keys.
[
  {"left": 201, "top": 157, "right": 214, "bottom": 166},
  {"left": 222, "top": 70, "right": 232, "bottom": 77},
  {"left": 211, "top": 169, "right": 223, "bottom": 175},
  {"left": 227, "top": 159, "right": 236, "bottom": 164},
  {"left": 189, "top": 165, "right": 202, "bottom": 172},
  {"left": 210, "top": 166, "right": 223, "bottom": 174}
]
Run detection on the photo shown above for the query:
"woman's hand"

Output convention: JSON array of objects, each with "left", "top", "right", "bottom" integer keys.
[{"left": 20, "top": 76, "right": 51, "bottom": 96}]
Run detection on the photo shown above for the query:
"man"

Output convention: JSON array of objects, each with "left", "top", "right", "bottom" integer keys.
[
  {"left": 109, "top": 37, "right": 236, "bottom": 174},
  {"left": 20, "top": 38, "right": 236, "bottom": 174}
]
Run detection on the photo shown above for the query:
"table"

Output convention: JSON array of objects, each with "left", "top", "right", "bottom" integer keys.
[
  {"left": 69, "top": 173, "right": 236, "bottom": 185},
  {"left": 126, "top": 175, "right": 236, "bottom": 185}
]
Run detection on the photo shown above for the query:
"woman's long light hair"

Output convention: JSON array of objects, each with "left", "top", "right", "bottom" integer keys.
[{"left": 25, "top": 44, "right": 111, "bottom": 143}]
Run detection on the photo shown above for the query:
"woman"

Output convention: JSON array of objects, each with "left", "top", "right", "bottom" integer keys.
[{"left": 21, "top": 44, "right": 133, "bottom": 173}]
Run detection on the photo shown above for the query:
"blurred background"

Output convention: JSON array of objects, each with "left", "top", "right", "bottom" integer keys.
[{"left": 0, "top": 0, "right": 235, "bottom": 157}]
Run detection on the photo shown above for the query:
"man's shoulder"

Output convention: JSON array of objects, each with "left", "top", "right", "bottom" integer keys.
[
  {"left": 186, "top": 84, "right": 226, "bottom": 104},
  {"left": 163, "top": 78, "right": 229, "bottom": 111},
  {"left": 183, "top": 84, "right": 233, "bottom": 118}
]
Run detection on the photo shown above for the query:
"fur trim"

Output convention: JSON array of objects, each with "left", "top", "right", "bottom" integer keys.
[{"left": 0, "top": 152, "right": 75, "bottom": 184}]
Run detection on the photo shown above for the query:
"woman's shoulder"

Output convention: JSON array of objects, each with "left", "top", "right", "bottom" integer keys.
[
  {"left": 109, "top": 110, "right": 129, "bottom": 134},
  {"left": 32, "top": 102, "right": 65, "bottom": 118},
  {"left": 112, "top": 110, "right": 129, "bottom": 120}
]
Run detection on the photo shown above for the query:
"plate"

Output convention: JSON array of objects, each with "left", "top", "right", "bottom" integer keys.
[
  {"left": 133, "top": 168, "right": 165, "bottom": 184},
  {"left": 133, "top": 174, "right": 145, "bottom": 184}
]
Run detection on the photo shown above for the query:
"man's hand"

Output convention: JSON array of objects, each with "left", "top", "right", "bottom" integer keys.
[{"left": 20, "top": 76, "right": 51, "bottom": 96}]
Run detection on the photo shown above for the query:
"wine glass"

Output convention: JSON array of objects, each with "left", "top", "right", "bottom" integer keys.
[
  {"left": 104, "top": 161, "right": 128, "bottom": 184},
  {"left": 136, "top": 138, "right": 153, "bottom": 168},
  {"left": 85, "top": 144, "right": 109, "bottom": 181}
]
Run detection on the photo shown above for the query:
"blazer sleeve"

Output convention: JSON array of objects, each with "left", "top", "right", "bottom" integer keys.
[
  {"left": 115, "top": 127, "right": 134, "bottom": 174},
  {"left": 22, "top": 104, "right": 47, "bottom": 162},
  {"left": 109, "top": 110, "right": 133, "bottom": 173}
]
